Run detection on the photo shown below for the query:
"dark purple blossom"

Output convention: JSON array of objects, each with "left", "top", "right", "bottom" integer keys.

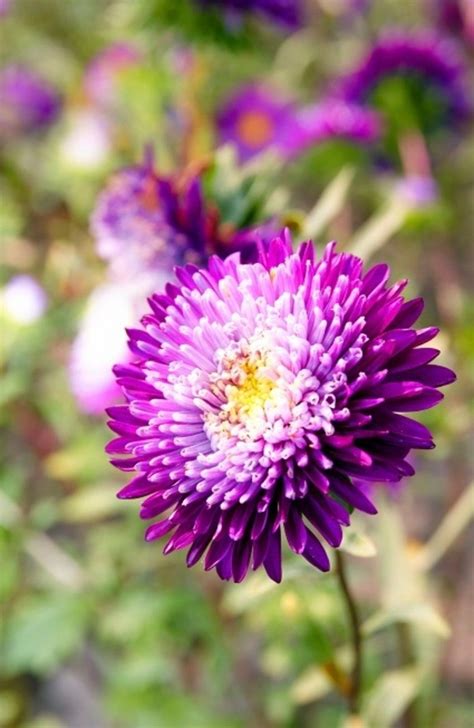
[
  {"left": 217, "top": 84, "right": 300, "bottom": 162},
  {"left": 197, "top": 0, "right": 302, "bottom": 28},
  {"left": 0, "top": 65, "right": 61, "bottom": 139},
  {"left": 107, "top": 231, "right": 455, "bottom": 583},
  {"left": 332, "top": 31, "right": 471, "bottom": 131},
  {"left": 91, "top": 157, "right": 256, "bottom": 278}
]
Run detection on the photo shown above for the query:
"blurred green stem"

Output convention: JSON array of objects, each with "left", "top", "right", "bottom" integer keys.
[{"left": 335, "top": 550, "right": 362, "bottom": 715}]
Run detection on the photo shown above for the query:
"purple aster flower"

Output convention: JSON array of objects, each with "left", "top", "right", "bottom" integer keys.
[
  {"left": 2, "top": 274, "right": 47, "bottom": 324},
  {"left": 91, "top": 161, "right": 172, "bottom": 276},
  {"left": 284, "top": 100, "right": 381, "bottom": 157},
  {"left": 84, "top": 43, "right": 142, "bottom": 109},
  {"left": 91, "top": 156, "right": 261, "bottom": 278},
  {"left": 0, "top": 66, "right": 61, "bottom": 140},
  {"left": 217, "top": 85, "right": 300, "bottom": 162},
  {"left": 106, "top": 231, "right": 455, "bottom": 583},
  {"left": 197, "top": 0, "right": 302, "bottom": 28},
  {"left": 332, "top": 31, "right": 471, "bottom": 132}
]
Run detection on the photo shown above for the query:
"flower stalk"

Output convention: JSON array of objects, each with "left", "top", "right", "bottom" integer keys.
[{"left": 335, "top": 549, "right": 363, "bottom": 715}]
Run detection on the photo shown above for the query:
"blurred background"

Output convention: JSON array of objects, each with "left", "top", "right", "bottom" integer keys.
[{"left": 0, "top": 1, "right": 473, "bottom": 726}]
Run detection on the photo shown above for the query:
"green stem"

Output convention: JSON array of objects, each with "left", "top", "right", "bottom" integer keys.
[{"left": 335, "top": 550, "right": 363, "bottom": 715}]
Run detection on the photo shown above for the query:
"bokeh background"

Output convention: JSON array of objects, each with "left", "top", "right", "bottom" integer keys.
[{"left": 1, "top": 1, "right": 473, "bottom": 726}]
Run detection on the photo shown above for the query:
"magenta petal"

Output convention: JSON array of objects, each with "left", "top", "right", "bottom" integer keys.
[
  {"left": 284, "top": 507, "right": 307, "bottom": 554},
  {"left": 205, "top": 536, "right": 232, "bottom": 571},
  {"left": 232, "top": 539, "right": 252, "bottom": 583},
  {"left": 302, "top": 530, "right": 330, "bottom": 572},
  {"left": 145, "top": 519, "right": 175, "bottom": 541},
  {"left": 263, "top": 529, "right": 282, "bottom": 583},
  {"left": 117, "top": 475, "right": 156, "bottom": 499}
]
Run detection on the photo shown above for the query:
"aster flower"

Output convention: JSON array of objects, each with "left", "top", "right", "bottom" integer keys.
[
  {"left": 197, "top": 0, "right": 302, "bottom": 29},
  {"left": 332, "top": 31, "right": 470, "bottom": 134},
  {"left": 217, "top": 85, "right": 299, "bottom": 162},
  {"left": 284, "top": 100, "right": 381, "bottom": 158},
  {"left": 91, "top": 157, "right": 261, "bottom": 279},
  {"left": 84, "top": 43, "right": 142, "bottom": 109},
  {"left": 0, "top": 66, "right": 61, "bottom": 140},
  {"left": 107, "top": 231, "right": 455, "bottom": 583}
]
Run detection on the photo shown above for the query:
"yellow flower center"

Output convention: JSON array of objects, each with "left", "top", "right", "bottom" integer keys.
[
  {"left": 236, "top": 111, "right": 274, "bottom": 148},
  {"left": 226, "top": 360, "right": 276, "bottom": 422}
]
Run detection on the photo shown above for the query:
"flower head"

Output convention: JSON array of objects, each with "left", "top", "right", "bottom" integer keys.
[
  {"left": 197, "top": 0, "right": 302, "bottom": 28},
  {"left": 0, "top": 66, "right": 61, "bottom": 139},
  {"left": 217, "top": 85, "right": 299, "bottom": 162},
  {"left": 91, "top": 157, "right": 252, "bottom": 278},
  {"left": 84, "top": 43, "right": 142, "bottom": 109},
  {"left": 332, "top": 31, "right": 470, "bottom": 133},
  {"left": 107, "top": 232, "right": 455, "bottom": 583}
]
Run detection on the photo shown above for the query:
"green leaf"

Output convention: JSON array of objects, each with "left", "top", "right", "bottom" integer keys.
[
  {"left": 362, "top": 667, "right": 423, "bottom": 728},
  {"left": 2, "top": 594, "right": 90, "bottom": 675}
]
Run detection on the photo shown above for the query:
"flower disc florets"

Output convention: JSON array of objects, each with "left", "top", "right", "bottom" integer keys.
[{"left": 107, "top": 232, "right": 454, "bottom": 582}]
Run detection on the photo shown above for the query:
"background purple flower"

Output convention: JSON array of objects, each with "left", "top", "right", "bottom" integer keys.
[
  {"left": 91, "top": 157, "right": 262, "bottom": 279},
  {"left": 90, "top": 161, "right": 173, "bottom": 277},
  {"left": 217, "top": 84, "right": 299, "bottom": 162},
  {"left": 0, "top": 65, "right": 61, "bottom": 139},
  {"left": 107, "top": 232, "right": 455, "bottom": 583},
  {"left": 332, "top": 31, "right": 471, "bottom": 132},
  {"left": 197, "top": 0, "right": 302, "bottom": 29}
]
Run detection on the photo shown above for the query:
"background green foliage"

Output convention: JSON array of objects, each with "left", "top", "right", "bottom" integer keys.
[{"left": 1, "top": 1, "right": 473, "bottom": 726}]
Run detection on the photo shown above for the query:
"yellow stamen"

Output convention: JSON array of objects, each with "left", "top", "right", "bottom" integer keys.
[{"left": 226, "top": 360, "right": 275, "bottom": 421}]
